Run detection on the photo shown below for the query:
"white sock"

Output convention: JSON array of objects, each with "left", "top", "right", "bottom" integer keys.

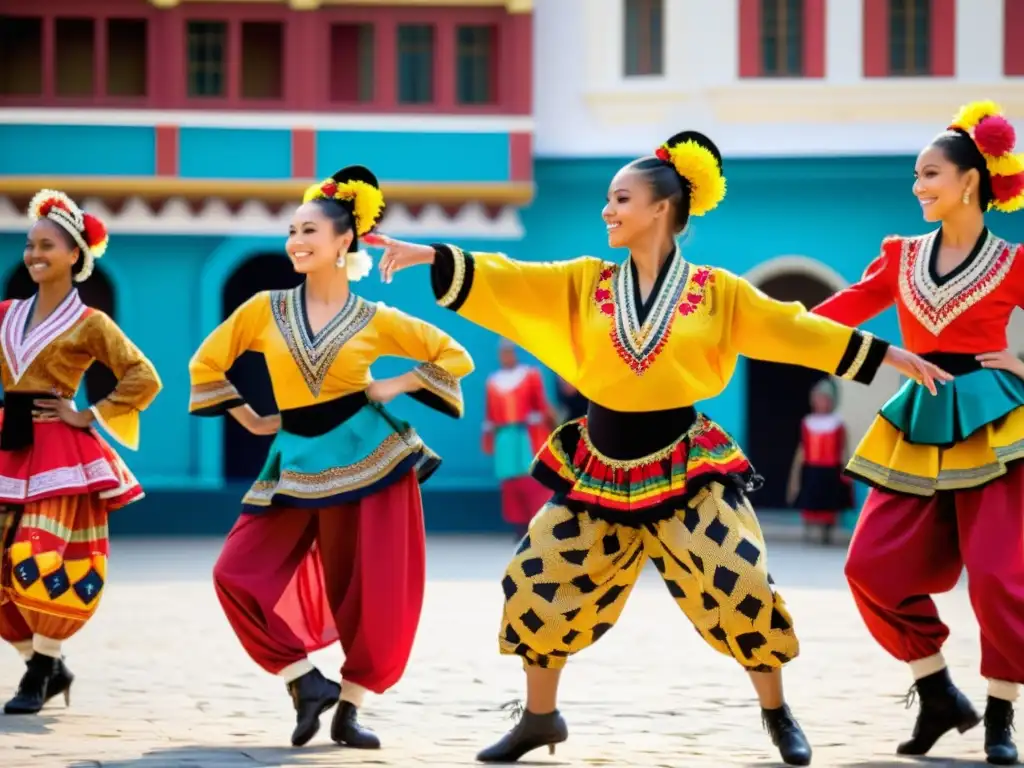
[
  {"left": 32, "top": 635, "right": 62, "bottom": 659},
  {"left": 988, "top": 679, "right": 1021, "bottom": 702},
  {"left": 909, "top": 653, "right": 946, "bottom": 680},
  {"left": 340, "top": 681, "right": 368, "bottom": 708},
  {"left": 12, "top": 640, "right": 32, "bottom": 661},
  {"left": 277, "top": 659, "right": 314, "bottom": 684}
]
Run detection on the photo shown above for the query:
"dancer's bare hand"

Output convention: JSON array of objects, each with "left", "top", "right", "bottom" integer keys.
[
  {"left": 976, "top": 349, "right": 1024, "bottom": 380},
  {"left": 34, "top": 396, "right": 93, "bottom": 428},
  {"left": 365, "top": 233, "right": 435, "bottom": 284},
  {"left": 883, "top": 347, "right": 953, "bottom": 395}
]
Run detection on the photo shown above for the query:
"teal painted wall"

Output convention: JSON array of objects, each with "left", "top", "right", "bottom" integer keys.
[
  {"left": 0, "top": 125, "right": 156, "bottom": 175},
  {"left": 0, "top": 124, "right": 516, "bottom": 183}
]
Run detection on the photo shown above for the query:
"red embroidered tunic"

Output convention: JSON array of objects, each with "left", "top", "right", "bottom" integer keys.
[
  {"left": 482, "top": 365, "right": 551, "bottom": 456},
  {"left": 813, "top": 229, "right": 1024, "bottom": 352}
]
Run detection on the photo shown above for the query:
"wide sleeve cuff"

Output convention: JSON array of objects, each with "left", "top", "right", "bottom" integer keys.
[
  {"left": 409, "top": 362, "right": 465, "bottom": 418},
  {"left": 430, "top": 244, "right": 475, "bottom": 312},
  {"left": 835, "top": 331, "right": 890, "bottom": 385},
  {"left": 189, "top": 379, "right": 245, "bottom": 416},
  {"left": 89, "top": 403, "right": 140, "bottom": 451}
]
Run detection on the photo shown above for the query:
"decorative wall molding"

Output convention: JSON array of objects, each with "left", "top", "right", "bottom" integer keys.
[{"left": 0, "top": 196, "right": 525, "bottom": 239}]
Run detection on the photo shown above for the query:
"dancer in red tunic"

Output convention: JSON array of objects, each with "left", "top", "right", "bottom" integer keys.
[
  {"left": 787, "top": 379, "right": 852, "bottom": 545},
  {"left": 482, "top": 341, "right": 553, "bottom": 538},
  {"left": 813, "top": 100, "right": 1024, "bottom": 765}
]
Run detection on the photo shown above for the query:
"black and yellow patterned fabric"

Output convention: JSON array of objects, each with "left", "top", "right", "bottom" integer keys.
[{"left": 498, "top": 482, "right": 797, "bottom": 671}]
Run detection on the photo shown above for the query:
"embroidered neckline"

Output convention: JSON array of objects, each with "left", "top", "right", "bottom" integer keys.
[
  {"left": 0, "top": 290, "right": 87, "bottom": 384},
  {"left": 270, "top": 286, "right": 377, "bottom": 397},
  {"left": 594, "top": 254, "right": 713, "bottom": 375},
  {"left": 898, "top": 230, "right": 1015, "bottom": 336}
]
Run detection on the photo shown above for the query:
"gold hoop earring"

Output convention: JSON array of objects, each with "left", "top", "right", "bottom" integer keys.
[{"left": 962, "top": 189, "right": 971, "bottom": 205}]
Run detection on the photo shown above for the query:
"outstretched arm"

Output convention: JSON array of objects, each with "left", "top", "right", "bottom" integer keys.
[
  {"left": 721, "top": 269, "right": 951, "bottom": 393},
  {"left": 372, "top": 234, "right": 600, "bottom": 384},
  {"left": 813, "top": 240, "right": 898, "bottom": 325}
]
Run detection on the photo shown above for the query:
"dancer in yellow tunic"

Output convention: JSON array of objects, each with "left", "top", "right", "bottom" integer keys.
[
  {"left": 191, "top": 165, "right": 473, "bottom": 748},
  {"left": 368, "top": 130, "right": 951, "bottom": 765}
]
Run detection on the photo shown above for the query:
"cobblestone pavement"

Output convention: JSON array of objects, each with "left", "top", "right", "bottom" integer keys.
[{"left": 0, "top": 534, "right": 995, "bottom": 767}]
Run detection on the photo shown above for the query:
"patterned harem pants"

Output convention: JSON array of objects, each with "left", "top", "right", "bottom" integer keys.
[{"left": 498, "top": 482, "right": 798, "bottom": 671}]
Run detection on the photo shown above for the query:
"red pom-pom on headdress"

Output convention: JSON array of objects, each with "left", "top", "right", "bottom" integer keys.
[
  {"left": 974, "top": 115, "right": 1017, "bottom": 158},
  {"left": 81, "top": 213, "right": 109, "bottom": 258},
  {"left": 992, "top": 173, "right": 1024, "bottom": 204}
]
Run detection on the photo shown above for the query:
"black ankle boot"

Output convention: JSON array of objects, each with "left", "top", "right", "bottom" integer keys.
[
  {"left": 476, "top": 702, "right": 568, "bottom": 763},
  {"left": 287, "top": 668, "right": 340, "bottom": 747},
  {"left": 43, "top": 657, "right": 74, "bottom": 707},
  {"left": 762, "top": 704, "right": 812, "bottom": 766},
  {"left": 897, "top": 668, "right": 981, "bottom": 755},
  {"left": 4, "top": 653, "right": 57, "bottom": 715},
  {"left": 330, "top": 700, "right": 380, "bottom": 748},
  {"left": 984, "top": 696, "right": 1018, "bottom": 765}
]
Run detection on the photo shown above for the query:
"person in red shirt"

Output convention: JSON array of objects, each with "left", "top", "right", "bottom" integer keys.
[
  {"left": 786, "top": 378, "right": 852, "bottom": 545},
  {"left": 813, "top": 100, "right": 1024, "bottom": 766},
  {"left": 481, "top": 341, "right": 554, "bottom": 538}
]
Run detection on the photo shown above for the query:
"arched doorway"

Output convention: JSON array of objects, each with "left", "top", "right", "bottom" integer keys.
[
  {"left": 4, "top": 265, "right": 118, "bottom": 404},
  {"left": 221, "top": 253, "right": 302, "bottom": 481},
  {"left": 744, "top": 267, "right": 838, "bottom": 511}
]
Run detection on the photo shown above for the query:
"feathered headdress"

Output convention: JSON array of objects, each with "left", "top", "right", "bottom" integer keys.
[
  {"left": 27, "top": 190, "right": 108, "bottom": 282},
  {"left": 653, "top": 130, "right": 727, "bottom": 217},
  {"left": 948, "top": 100, "right": 1024, "bottom": 213}
]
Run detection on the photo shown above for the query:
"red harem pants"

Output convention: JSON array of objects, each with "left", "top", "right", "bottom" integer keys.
[
  {"left": 844, "top": 462, "right": 1024, "bottom": 684},
  {"left": 213, "top": 470, "right": 426, "bottom": 694}
]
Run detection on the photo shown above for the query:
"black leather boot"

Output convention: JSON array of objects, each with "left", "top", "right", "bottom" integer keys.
[
  {"left": 43, "top": 657, "right": 74, "bottom": 707},
  {"left": 762, "top": 704, "right": 812, "bottom": 766},
  {"left": 4, "top": 653, "right": 57, "bottom": 715},
  {"left": 984, "top": 696, "right": 1018, "bottom": 765},
  {"left": 897, "top": 668, "right": 981, "bottom": 755},
  {"left": 330, "top": 700, "right": 380, "bottom": 748},
  {"left": 476, "top": 702, "right": 568, "bottom": 763},
  {"left": 286, "top": 668, "right": 340, "bottom": 747}
]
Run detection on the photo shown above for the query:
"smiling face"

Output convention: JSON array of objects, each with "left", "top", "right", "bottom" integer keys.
[
  {"left": 913, "top": 144, "right": 979, "bottom": 223},
  {"left": 286, "top": 201, "right": 354, "bottom": 275},
  {"left": 24, "top": 219, "right": 79, "bottom": 285},
  {"left": 602, "top": 166, "right": 671, "bottom": 250}
]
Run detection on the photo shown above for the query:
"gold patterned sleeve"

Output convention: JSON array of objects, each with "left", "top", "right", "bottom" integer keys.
[
  {"left": 720, "top": 269, "right": 890, "bottom": 385},
  {"left": 83, "top": 312, "right": 162, "bottom": 450},
  {"left": 373, "top": 303, "right": 475, "bottom": 418},
  {"left": 188, "top": 292, "right": 269, "bottom": 416}
]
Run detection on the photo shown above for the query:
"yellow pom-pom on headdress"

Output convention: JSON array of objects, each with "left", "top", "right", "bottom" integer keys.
[
  {"left": 654, "top": 131, "right": 727, "bottom": 217},
  {"left": 302, "top": 164, "right": 386, "bottom": 236},
  {"left": 946, "top": 100, "right": 1024, "bottom": 214}
]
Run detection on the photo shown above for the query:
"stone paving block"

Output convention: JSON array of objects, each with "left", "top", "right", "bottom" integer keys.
[{"left": 0, "top": 536, "right": 995, "bottom": 767}]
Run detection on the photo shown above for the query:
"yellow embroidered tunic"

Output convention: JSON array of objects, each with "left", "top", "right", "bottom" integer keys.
[
  {"left": 188, "top": 286, "right": 474, "bottom": 511},
  {"left": 428, "top": 245, "right": 889, "bottom": 523}
]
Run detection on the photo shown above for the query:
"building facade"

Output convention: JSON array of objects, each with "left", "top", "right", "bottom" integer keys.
[
  {"left": 3, "top": 0, "right": 1024, "bottom": 532},
  {"left": 525, "top": 0, "right": 1024, "bottom": 515},
  {"left": 0, "top": 0, "right": 534, "bottom": 532}
]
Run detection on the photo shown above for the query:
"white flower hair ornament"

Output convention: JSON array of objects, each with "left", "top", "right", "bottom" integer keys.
[
  {"left": 342, "top": 249, "right": 374, "bottom": 282},
  {"left": 27, "top": 189, "right": 109, "bottom": 283}
]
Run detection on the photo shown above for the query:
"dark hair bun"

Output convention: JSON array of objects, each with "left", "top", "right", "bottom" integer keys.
[
  {"left": 332, "top": 164, "right": 380, "bottom": 190},
  {"left": 664, "top": 130, "right": 723, "bottom": 170}
]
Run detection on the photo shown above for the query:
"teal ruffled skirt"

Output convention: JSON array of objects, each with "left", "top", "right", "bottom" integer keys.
[
  {"left": 241, "top": 402, "right": 437, "bottom": 512},
  {"left": 879, "top": 368, "right": 1024, "bottom": 446}
]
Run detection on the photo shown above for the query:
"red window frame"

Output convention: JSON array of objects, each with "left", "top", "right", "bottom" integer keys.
[
  {"left": 1005, "top": 0, "right": 1024, "bottom": 75},
  {"left": 738, "top": 0, "right": 826, "bottom": 78},
  {"left": 862, "top": 0, "right": 955, "bottom": 77}
]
